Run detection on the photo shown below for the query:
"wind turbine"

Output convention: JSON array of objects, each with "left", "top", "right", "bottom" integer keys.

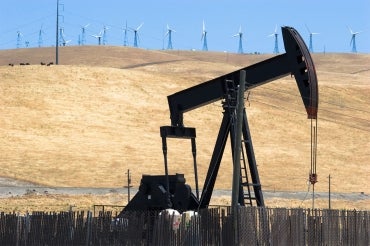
[
  {"left": 102, "top": 25, "right": 109, "bottom": 45},
  {"left": 305, "top": 24, "right": 319, "bottom": 53},
  {"left": 123, "top": 21, "right": 129, "bottom": 46},
  {"left": 80, "top": 23, "right": 89, "bottom": 45},
  {"left": 131, "top": 23, "right": 143, "bottom": 48},
  {"left": 16, "top": 31, "right": 23, "bottom": 48},
  {"left": 64, "top": 39, "right": 72, "bottom": 46},
  {"left": 91, "top": 30, "right": 103, "bottom": 45},
  {"left": 268, "top": 25, "right": 279, "bottom": 54},
  {"left": 59, "top": 28, "right": 71, "bottom": 46},
  {"left": 348, "top": 26, "right": 362, "bottom": 53},
  {"left": 233, "top": 25, "right": 243, "bottom": 54},
  {"left": 201, "top": 20, "right": 208, "bottom": 51},
  {"left": 38, "top": 25, "right": 45, "bottom": 47},
  {"left": 58, "top": 28, "right": 66, "bottom": 46},
  {"left": 165, "top": 24, "right": 176, "bottom": 50}
]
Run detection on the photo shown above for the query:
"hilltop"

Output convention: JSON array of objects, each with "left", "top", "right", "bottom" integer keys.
[{"left": 0, "top": 46, "right": 369, "bottom": 210}]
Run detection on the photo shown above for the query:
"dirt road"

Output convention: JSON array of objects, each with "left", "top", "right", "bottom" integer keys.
[{"left": 1, "top": 177, "right": 367, "bottom": 203}]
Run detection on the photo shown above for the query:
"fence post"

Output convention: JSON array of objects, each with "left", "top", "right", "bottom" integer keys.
[{"left": 86, "top": 211, "right": 92, "bottom": 246}]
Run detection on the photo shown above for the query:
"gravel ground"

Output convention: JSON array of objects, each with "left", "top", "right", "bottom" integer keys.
[{"left": 0, "top": 177, "right": 368, "bottom": 202}]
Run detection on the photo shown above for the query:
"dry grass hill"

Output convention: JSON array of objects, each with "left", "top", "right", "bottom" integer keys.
[{"left": 0, "top": 46, "right": 369, "bottom": 211}]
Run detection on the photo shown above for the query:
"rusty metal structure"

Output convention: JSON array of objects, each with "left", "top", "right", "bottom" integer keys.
[{"left": 120, "top": 26, "right": 318, "bottom": 215}]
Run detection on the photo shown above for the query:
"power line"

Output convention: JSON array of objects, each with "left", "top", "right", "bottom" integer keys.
[
  {"left": 247, "top": 82, "right": 370, "bottom": 130},
  {"left": 251, "top": 99, "right": 370, "bottom": 132},
  {"left": 254, "top": 84, "right": 370, "bottom": 115}
]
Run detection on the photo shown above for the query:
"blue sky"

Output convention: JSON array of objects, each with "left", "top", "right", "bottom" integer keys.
[{"left": 0, "top": 0, "right": 369, "bottom": 53}]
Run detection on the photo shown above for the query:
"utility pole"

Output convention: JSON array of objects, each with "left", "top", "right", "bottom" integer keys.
[
  {"left": 328, "top": 174, "right": 331, "bottom": 209},
  {"left": 124, "top": 169, "right": 133, "bottom": 202},
  {"left": 56, "top": 0, "right": 59, "bottom": 64},
  {"left": 55, "top": 0, "right": 64, "bottom": 64}
]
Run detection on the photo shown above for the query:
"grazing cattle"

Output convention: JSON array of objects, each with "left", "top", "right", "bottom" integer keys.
[
  {"left": 20, "top": 63, "right": 25, "bottom": 65},
  {"left": 40, "top": 62, "right": 46, "bottom": 65},
  {"left": 25, "top": 63, "right": 30, "bottom": 65},
  {"left": 8, "top": 63, "right": 14, "bottom": 66}
]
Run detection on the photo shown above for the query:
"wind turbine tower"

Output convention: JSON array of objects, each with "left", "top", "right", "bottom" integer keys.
[
  {"left": 81, "top": 24, "right": 89, "bottom": 45},
  {"left": 132, "top": 23, "right": 143, "bottom": 48},
  {"left": 233, "top": 25, "right": 243, "bottom": 54},
  {"left": 59, "top": 28, "right": 71, "bottom": 46},
  {"left": 123, "top": 21, "right": 129, "bottom": 46},
  {"left": 202, "top": 21, "right": 208, "bottom": 51},
  {"left": 102, "top": 26, "right": 109, "bottom": 45},
  {"left": 348, "top": 27, "right": 362, "bottom": 53},
  {"left": 268, "top": 25, "right": 279, "bottom": 54},
  {"left": 305, "top": 24, "right": 319, "bottom": 53},
  {"left": 165, "top": 24, "right": 176, "bottom": 50},
  {"left": 58, "top": 28, "right": 65, "bottom": 46},
  {"left": 16, "top": 31, "right": 23, "bottom": 48},
  {"left": 38, "top": 25, "right": 45, "bottom": 47},
  {"left": 91, "top": 30, "right": 103, "bottom": 45}
]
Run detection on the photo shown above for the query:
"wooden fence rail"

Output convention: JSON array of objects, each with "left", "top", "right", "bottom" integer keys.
[{"left": 0, "top": 207, "right": 368, "bottom": 245}]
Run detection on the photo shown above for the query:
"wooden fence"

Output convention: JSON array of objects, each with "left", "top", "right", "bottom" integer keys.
[{"left": 0, "top": 207, "right": 368, "bottom": 245}]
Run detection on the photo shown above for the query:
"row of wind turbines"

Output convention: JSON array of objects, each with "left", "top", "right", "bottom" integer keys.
[
  {"left": 16, "top": 22, "right": 364, "bottom": 54},
  {"left": 88, "top": 22, "right": 143, "bottom": 47},
  {"left": 267, "top": 24, "right": 363, "bottom": 54}
]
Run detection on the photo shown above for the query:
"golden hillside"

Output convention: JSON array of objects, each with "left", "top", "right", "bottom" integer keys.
[{"left": 0, "top": 46, "right": 369, "bottom": 198}]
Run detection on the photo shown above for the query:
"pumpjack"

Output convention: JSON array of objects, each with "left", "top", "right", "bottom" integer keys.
[{"left": 119, "top": 26, "right": 318, "bottom": 215}]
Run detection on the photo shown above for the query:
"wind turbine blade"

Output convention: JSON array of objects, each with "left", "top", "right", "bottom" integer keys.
[
  {"left": 203, "top": 20, "right": 206, "bottom": 32},
  {"left": 347, "top": 26, "right": 354, "bottom": 34},
  {"left": 167, "top": 24, "right": 170, "bottom": 30},
  {"left": 274, "top": 24, "right": 277, "bottom": 34},
  {"left": 137, "top": 22, "right": 144, "bottom": 31},
  {"left": 350, "top": 36, "right": 354, "bottom": 46},
  {"left": 305, "top": 24, "right": 311, "bottom": 34},
  {"left": 312, "top": 32, "right": 320, "bottom": 35},
  {"left": 238, "top": 25, "right": 242, "bottom": 33}
]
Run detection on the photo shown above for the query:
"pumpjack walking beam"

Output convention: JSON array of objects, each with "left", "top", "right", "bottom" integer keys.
[{"left": 165, "top": 26, "right": 318, "bottom": 208}]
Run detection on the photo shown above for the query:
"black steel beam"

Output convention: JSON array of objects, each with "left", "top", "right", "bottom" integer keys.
[
  {"left": 168, "top": 54, "right": 290, "bottom": 127},
  {"left": 199, "top": 111, "right": 231, "bottom": 208},
  {"left": 167, "top": 26, "right": 318, "bottom": 127},
  {"left": 160, "top": 126, "right": 196, "bottom": 139}
]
